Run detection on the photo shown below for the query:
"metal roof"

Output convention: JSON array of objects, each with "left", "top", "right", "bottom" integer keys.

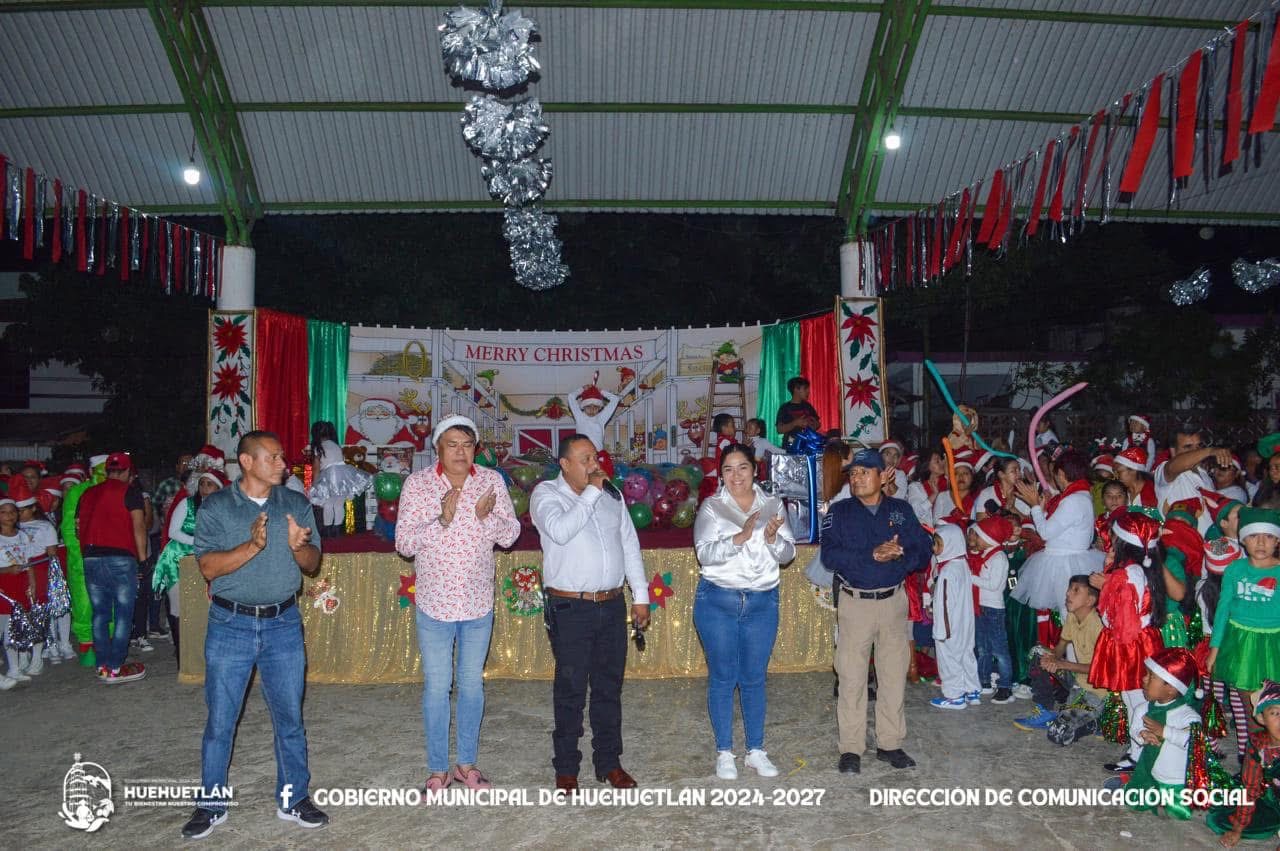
[{"left": 0, "top": 0, "right": 1276, "bottom": 235}]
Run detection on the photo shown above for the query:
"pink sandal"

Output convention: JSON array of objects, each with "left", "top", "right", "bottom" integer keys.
[
  {"left": 424, "top": 772, "right": 451, "bottom": 792},
  {"left": 451, "top": 765, "right": 492, "bottom": 789}
]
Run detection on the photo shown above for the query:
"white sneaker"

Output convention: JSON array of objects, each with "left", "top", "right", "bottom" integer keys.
[
  {"left": 715, "top": 751, "right": 737, "bottom": 780},
  {"left": 744, "top": 749, "right": 779, "bottom": 778},
  {"left": 980, "top": 686, "right": 995, "bottom": 695},
  {"left": 131, "top": 637, "right": 155, "bottom": 653},
  {"left": 1011, "top": 683, "right": 1034, "bottom": 700},
  {"left": 59, "top": 643, "right": 78, "bottom": 661},
  {"left": 26, "top": 646, "right": 44, "bottom": 676},
  {"left": 0, "top": 673, "right": 15, "bottom": 690}
]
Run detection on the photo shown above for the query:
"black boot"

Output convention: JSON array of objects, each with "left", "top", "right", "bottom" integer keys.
[{"left": 168, "top": 615, "right": 180, "bottom": 665}]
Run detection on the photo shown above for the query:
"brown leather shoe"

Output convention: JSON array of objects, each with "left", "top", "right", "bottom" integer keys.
[
  {"left": 595, "top": 767, "right": 637, "bottom": 788},
  {"left": 555, "top": 774, "right": 578, "bottom": 791}
]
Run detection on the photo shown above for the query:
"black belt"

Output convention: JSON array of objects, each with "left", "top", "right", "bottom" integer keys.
[
  {"left": 212, "top": 595, "right": 296, "bottom": 618},
  {"left": 840, "top": 585, "right": 898, "bottom": 601}
]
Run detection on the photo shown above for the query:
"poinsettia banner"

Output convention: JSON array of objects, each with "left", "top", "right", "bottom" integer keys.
[
  {"left": 836, "top": 297, "right": 888, "bottom": 444},
  {"left": 208, "top": 310, "right": 254, "bottom": 460}
]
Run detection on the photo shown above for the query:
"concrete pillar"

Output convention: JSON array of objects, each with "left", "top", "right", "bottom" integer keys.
[
  {"left": 217, "top": 245, "right": 256, "bottom": 310},
  {"left": 839, "top": 240, "right": 873, "bottom": 298}
]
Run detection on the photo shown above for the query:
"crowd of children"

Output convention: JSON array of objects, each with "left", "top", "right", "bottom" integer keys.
[{"left": 875, "top": 418, "right": 1280, "bottom": 844}]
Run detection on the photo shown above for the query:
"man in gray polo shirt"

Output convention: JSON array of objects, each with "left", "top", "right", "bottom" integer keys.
[{"left": 180, "top": 431, "right": 327, "bottom": 840}]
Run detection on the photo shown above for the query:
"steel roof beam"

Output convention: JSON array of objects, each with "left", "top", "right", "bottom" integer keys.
[
  {"left": 836, "top": 0, "right": 931, "bottom": 237},
  {"left": 145, "top": 0, "right": 261, "bottom": 244},
  {"left": 0, "top": 0, "right": 1249, "bottom": 28}
]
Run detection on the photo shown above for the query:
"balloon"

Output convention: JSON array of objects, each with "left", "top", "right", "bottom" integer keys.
[
  {"left": 672, "top": 502, "right": 696, "bottom": 528},
  {"left": 681, "top": 464, "right": 704, "bottom": 487},
  {"left": 632, "top": 466, "right": 654, "bottom": 482},
  {"left": 540, "top": 463, "right": 560, "bottom": 482},
  {"left": 377, "top": 499, "right": 399, "bottom": 522},
  {"left": 647, "top": 479, "right": 666, "bottom": 503},
  {"left": 1029, "top": 382, "right": 1089, "bottom": 490},
  {"left": 623, "top": 473, "right": 649, "bottom": 502},
  {"left": 613, "top": 462, "right": 630, "bottom": 479},
  {"left": 510, "top": 465, "right": 541, "bottom": 490},
  {"left": 652, "top": 496, "right": 676, "bottom": 527},
  {"left": 610, "top": 475, "right": 625, "bottom": 492},
  {"left": 628, "top": 502, "right": 653, "bottom": 530},
  {"left": 664, "top": 479, "right": 690, "bottom": 503},
  {"left": 656, "top": 462, "right": 677, "bottom": 478},
  {"left": 508, "top": 486, "right": 529, "bottom": 516},
  {"left": 666, "top": 466, "right": 693, "bottom": 486},
  {"left": 374, "top": 472, "right": 403, "bottom": 502}
]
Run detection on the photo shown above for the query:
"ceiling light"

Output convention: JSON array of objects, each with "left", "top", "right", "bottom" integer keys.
[
  {"left": 183, "top": 158, "right": 201, "bottom": 186},
  {"left": 883, "top": 128, "right": 902, "bottom": 151}
]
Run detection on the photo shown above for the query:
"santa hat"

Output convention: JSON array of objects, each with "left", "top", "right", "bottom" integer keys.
[
  {"left": 1168, "top": 498, "right": 1201, "bottom": 519},
  {"left": 577, "top": 383, "right": 607, "bottom": 407},
  {"left": 1252, "top": 680, "right": 1280, "bottom": 721},
  {"left": 1113, "top": 511, "right": 1161, "bottom": 566},
  {"left": 1198, "top": 488, "right": 1242, "bottom": 526},
  {"left": 1091, "top": 454, "right": 1115, "bottom": 475},
  {"left": 951, "top": 448, "right": 976, "bottom": 471},
  {"left": 1237, "top": 507, "right": 1280, "bottom": 541},
  {"left": 1114, "top": 447, "right": 1148, "bottom": 472},
  {"left": 1203, "top": 537, "right": 1243, "bottom": 575},
  {"left": 88, "top": 454, "right": 109, "bottom": 471},
  {"left": 6, "top": 476, "right": 35, "bottom": 508},
  {"left": 0, "top": 497, "right": 14, "bottom": 509},
  {"left": 1128, "top": 415, "right": 1151, "bottom": 432},
  {"left": 973, "top": 514, "right": 1014, "bottom": 550},
  {"left": 193, "top": 444, "right": 226, "bottom": 470},
  {"left": 879, "top": 440, "right": 905, "bottom": 456},
  {"left": 431, "top": 414, "right": 479, "bottom": 447},
  {"left": 1258, "top": 432, "right": 1280, "bottom": 460},
  {"left": 38, "top": 476, "right": 62, "bottom": 498},
  {"left": 1162, "top": 512, "right": 1204, "bottom": 578},
  {"left": 1144, "top": 647, "right": 1203, "bottom": 698},
  {"left": 198, "top": 470, "right": 231, "bottom": 489},
  {"left": 1227, "top": 454, "right": 1243, "bottom": 471}
]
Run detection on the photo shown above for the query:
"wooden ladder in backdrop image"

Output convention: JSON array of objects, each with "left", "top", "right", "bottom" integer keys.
[{"left": 701, "top": 359, "right": 747, "bottom": 461}]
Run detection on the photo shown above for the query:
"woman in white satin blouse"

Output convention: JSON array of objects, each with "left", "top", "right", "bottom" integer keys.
[{"left": 693, "top": 443, "right": 796, "bottom": 781}]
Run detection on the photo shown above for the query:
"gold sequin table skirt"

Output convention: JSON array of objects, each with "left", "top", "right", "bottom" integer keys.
[{"left": 177, "top": 547, "right": 833, "bottom": 684}]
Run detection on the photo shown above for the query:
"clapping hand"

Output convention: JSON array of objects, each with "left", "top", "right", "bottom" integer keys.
[
  {"left": 441, "top": 487, "right": 461, "bottom": 525},
  {"left": 249, "top": 512, "right": 268, "bottom": 552},
  {"left": 873, "top": 534, "right": 904, "bottom": 562},
  {"left": 764, "top": 513, "right": 785, "bottom": 544},
  {"left": 286, "top": 514, "right": 312, "bottom": 552},
  {"left": 475, "top": 486, "right": 496, "bottom": 520},
  {"left": 1140, "top": 715, "right": 1164, "bottom": 745},
  {"left": 733, "top": 511, "right": 761, "bottom": 546},
  {"left": 880, "top": 467, "right": 898, "bottom": 496}
]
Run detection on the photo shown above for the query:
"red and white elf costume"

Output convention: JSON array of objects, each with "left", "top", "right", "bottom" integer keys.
[
  {"left": 1090, "top": 512, "right": 1166, "bottom": 764},
  {"left": 568, "top": 371, "right": 621, "bottom": 478},
  {"left": 1121, "top": 415, "right": 1157, "bottom": 472},
  {"left": 1114, "top": 447, "right": 1158, "bottom": 509}
]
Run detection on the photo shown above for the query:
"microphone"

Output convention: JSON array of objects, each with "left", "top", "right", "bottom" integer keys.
[{"left": 602, "top": 478, "right": 622, "bottom": 501}]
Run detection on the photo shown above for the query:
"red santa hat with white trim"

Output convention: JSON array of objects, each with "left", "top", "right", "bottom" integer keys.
[
  {"left": 1112, "top": 511, "right": 1161, "bottom": 566},
  {"left": 6, "top": 476, "right": 36, "bottom": 509},
  {"left": 1091, "top": 454, "right": 1115, "bottom": 475},
  {"left": 1144, "top": 646, "right": 1204, "bottom": 699},
  {"left": 1113, "top": 446, "right": 1148, "bottom": 473},
  {"left": 973, "top": 514, "right": 1014, "bottom": 550},
  {"left": 1203, "top": 537, "right": 1243, "bottom": 575},
  {"left": 192, "top": 444, "right": 226, "bottom": 471},
  {"left": 1128, "top": 414, "right": 1151, "bottom": 432},
  {"left": 951, "top": 448, "right": 977, "bottom": 471}
]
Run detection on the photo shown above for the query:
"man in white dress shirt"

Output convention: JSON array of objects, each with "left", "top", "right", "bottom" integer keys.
[{"left": 531, "top": 435, "right": 650, "bottom": 793}]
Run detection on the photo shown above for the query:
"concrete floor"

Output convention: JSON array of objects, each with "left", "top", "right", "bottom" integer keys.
[{"left": 0, "top": 647, "right": 1232, "bottom": 849}]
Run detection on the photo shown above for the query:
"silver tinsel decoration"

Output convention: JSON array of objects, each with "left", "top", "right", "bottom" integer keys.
[
  {"left": 1168, "top": 266, "right": 1211, "bottom": 306},
  {"left": 482, "top": 157, "right": 552, "bottom": 207},
  {"left": 1231, "top": 257, "right": 1280, "bottom": 295},
  {"left": 0, "top": 594, "right": 43, "bottom": 652},
  {"left": 504, "top": 206, "right": 568, "bottom": 290},
  {"left": 439, "top": 1, "right": 540, "bottom": 90},
  {"left": 461, "top": 94, "right": 549, "bottom": 160}
]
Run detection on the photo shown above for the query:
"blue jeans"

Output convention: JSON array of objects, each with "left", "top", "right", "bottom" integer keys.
[
  {"left": 415, "top": 608, "right": 494, "bottom": 772},
  {"left": 976, "top": 605, "right": 1013, "bottom": 690},
  {"left": 201, "top": 602, "right": 310, "bottom": 811},
  {"left": 692, "top": 579, "right": 779, "bottom": 752},
  {"left": 84, "top": 555, "right": 138, "bottom": 669}
]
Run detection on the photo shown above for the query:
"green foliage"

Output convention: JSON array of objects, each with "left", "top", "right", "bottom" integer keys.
[{"left": 2, "top": 265, "right": 208, "bottom": 468}]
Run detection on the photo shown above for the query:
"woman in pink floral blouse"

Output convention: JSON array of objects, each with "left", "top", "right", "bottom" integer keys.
[{"left": 396, "top": 416, "right": 520, "bottom": 791}]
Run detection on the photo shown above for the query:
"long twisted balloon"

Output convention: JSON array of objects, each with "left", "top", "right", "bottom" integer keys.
[
  {"left": 1028, "top": 382, "right": 1088, "bottom": 490},
  {"left": 923, "top": 359, "right": 1017, "bottom": 461}
]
